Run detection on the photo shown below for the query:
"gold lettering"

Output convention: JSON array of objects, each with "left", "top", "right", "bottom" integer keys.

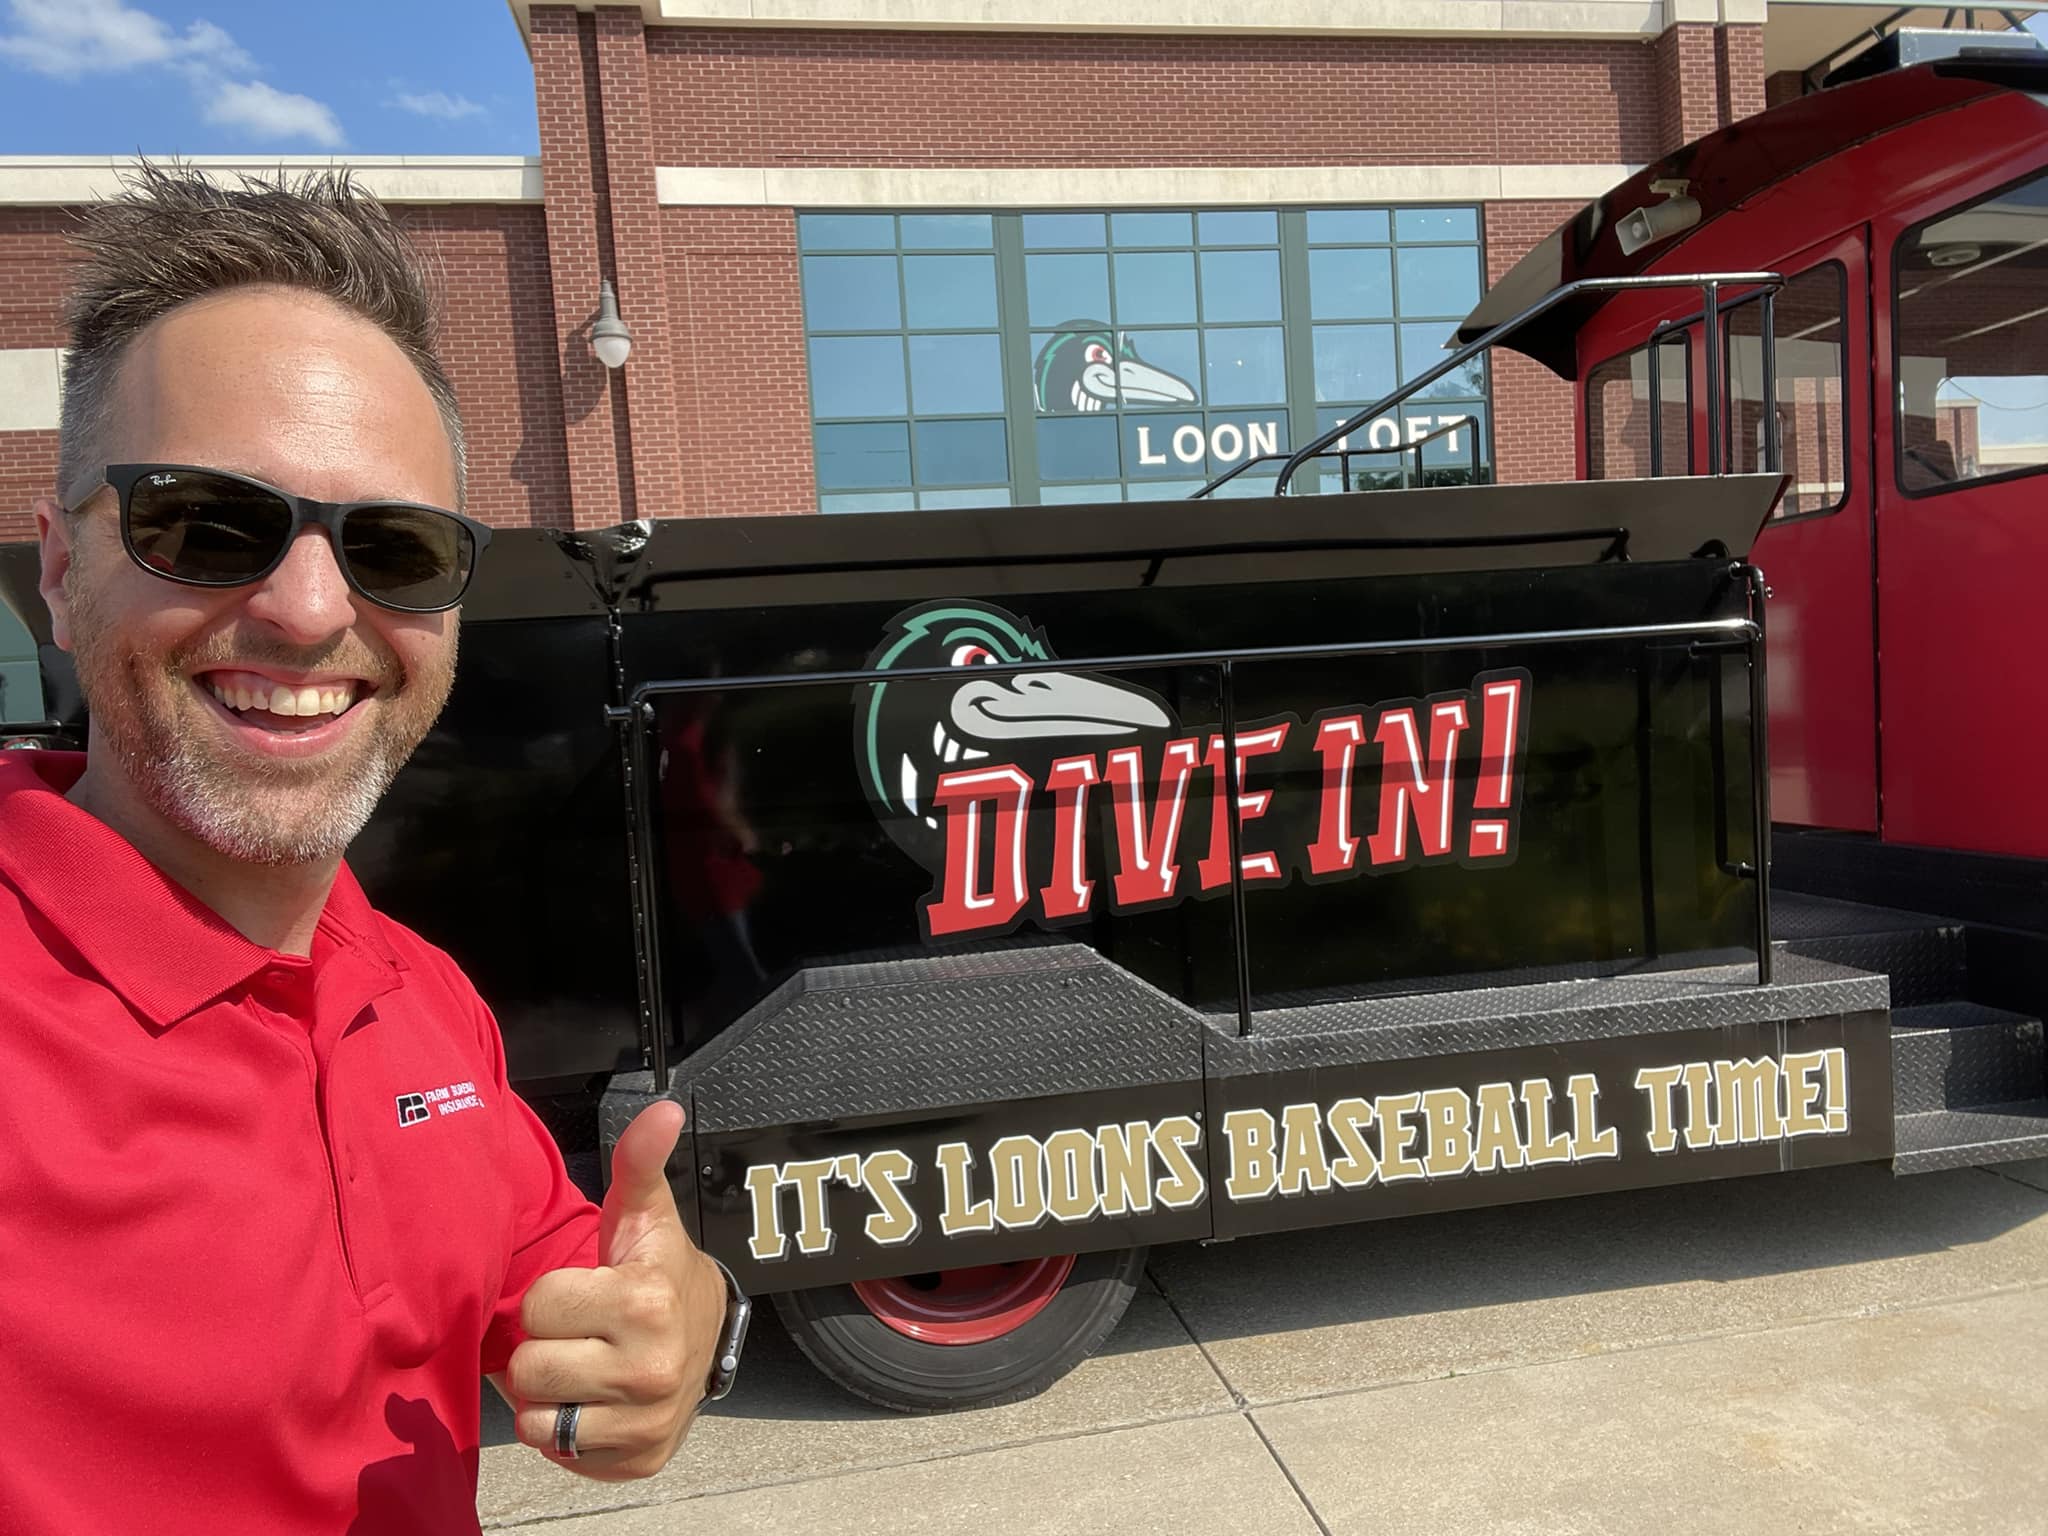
[
  {"left": 1421, "top": 1087, "right": 1473, "bottom": 1177},
  {"left": 860, "top": 1150, "right": 919, "bottom": 1246},
  {"left": 1327, "top": 1097, "right": 1379, "bottom": 1189},
  {"left": 936, "top": 1141, "right": 994, "bottom": 1234},
  {"left": 1376, "top": 1092, "right": 1425, "bottom": 1183}
]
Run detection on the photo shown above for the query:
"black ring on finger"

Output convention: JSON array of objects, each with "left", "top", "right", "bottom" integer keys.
[{"left": 554, "top": 1401, "right": 582, "bottom": 1460}]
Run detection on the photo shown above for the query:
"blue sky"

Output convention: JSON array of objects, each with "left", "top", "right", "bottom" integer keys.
[{"left": 0, "top": 0, "right": 537, "bottom": 155}]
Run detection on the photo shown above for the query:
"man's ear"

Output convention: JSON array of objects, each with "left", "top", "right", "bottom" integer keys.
[{"left": 34, "top": 496, "right": 76, "bottom": 654}]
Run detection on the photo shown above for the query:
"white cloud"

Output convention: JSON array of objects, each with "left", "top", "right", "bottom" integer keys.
[
  {"left": 203, "top": 78, "right": 344, "bottom": 148},
  {"left": 388, "top": 89, "right": 484, "bottom": 121},
  {"left": 0, "top": 0, "right": 249, "bottom": 78},
  {"left": 0, "top": 0, "right": 345, "bottom": 146}
]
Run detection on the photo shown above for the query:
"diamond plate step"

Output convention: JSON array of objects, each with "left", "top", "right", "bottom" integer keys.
[
  {"left": 1770, "top": 895, "right": 1966, "bottom": 1009},
  {"left": 1895, "top": 1100, "right": 2048, "bottom": 1174},
  {"left": 1892, "top": 1001, "right": 2047, "bottom": 1117}
]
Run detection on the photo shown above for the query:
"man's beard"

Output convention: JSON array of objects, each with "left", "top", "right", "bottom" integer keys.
[{"left": 66, "top": 577, "right": 456, "bottom": 866}]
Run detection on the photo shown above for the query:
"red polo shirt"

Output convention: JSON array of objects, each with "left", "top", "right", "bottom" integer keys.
[{"left": 0, "top": 752, "right": 601, "bottom": 1534}]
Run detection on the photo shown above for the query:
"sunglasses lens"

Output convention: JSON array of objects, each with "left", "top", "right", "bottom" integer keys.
[
  {"left": 341, "top": 505, "right": 474, "bottom": 611},
  {"left": 126, "top": 470, "right": 294, "bottom": 583}
]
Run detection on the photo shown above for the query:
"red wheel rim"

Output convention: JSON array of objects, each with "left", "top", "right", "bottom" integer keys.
[{"left": 852, "top": 1255, "right": 1077, "bottom": 1345}]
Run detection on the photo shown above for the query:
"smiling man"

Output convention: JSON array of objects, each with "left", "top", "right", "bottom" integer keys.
[{"left": 0, "top": 167, "right": 730, "bottom": 1534}]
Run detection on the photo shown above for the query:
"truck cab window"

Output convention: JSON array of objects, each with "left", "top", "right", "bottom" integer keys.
[
  {"left": 1724, "top": 264, "right": 1848, "bottom": 517},
  {"left": 1895, "top": 168, "right": 2048, "bottom": 494},
  {"left": 1586, "top": 333, "right": 1689, "bottom": 479}
]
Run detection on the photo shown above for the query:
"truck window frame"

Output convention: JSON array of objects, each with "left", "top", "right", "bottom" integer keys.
[
  {"left": 1583, "top": 330, "right": 1692, "bottom": 480},
  {"left": 1720, "top": 260, "right": 1852, "bottom": 523},
  {"left": 1891, "top": 161, "right": 2048, "bottom": 503}
]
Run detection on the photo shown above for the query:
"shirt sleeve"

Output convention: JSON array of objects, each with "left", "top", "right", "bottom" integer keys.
[{"left": 474, "top": 1000, "right": 602, "bottom": 1378}]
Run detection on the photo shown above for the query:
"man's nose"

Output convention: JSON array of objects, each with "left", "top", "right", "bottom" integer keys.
[{"left": 238, "top": 527, "right": 359, "bottom": 645}]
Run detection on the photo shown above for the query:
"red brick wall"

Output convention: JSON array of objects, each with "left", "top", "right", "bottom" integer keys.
[
  {"left": 0, "top": 205, "right": 568, "bottom": 539},
  {"left": 1654, "top": 22, "right": 1765, "bottom": 154},
  {"left": 1483, "top": 200, "right": 1580, "bottom": 485},
  {"left": 534, "top": 5, "right": 636, "bottom": 530},
  {"left": 663, "top": 207, "right": 814, "bottom": 516},
  {"left": 0, "top": 210, "right": 76, "bottom": 350},
  {"left": 1765, "top": 70, "right": 1805, "bottom": 111},
  {"left": 0, "top": 431, "right": 58, "bottom": 545},
  {"left": 399, "top": 206, "right": 572, "bottom": 530},
  {"left": 648, "top": 29, "right": 1663, "bottom": 168}
]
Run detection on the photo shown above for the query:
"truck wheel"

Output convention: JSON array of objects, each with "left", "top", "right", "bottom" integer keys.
[{"left": 773, "top": 1246, "right": 1147, "bottom": 1413}]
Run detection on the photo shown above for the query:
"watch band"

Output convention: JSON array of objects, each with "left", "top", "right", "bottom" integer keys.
[{"left": 703, "top": 1257, "right": 751, "bottom": 1403}]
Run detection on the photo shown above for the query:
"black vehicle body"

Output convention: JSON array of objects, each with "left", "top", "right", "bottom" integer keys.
[{"left": 14, "top": 470, "right": 2036, "bottom": 1290}]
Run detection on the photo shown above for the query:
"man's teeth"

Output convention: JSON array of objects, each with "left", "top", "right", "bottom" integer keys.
[{"left": 209, "top": 681, "right": 358, "bottom": 718}]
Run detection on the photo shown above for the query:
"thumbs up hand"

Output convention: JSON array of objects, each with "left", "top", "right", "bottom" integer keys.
[{"left": 507, "top": 1101, "right": 727, "bottom": 1480}]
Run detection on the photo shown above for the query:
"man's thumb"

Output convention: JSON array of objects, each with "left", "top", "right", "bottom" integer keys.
[{"left": 600, "top": 1099, "right": 687, "bottom": 1266}]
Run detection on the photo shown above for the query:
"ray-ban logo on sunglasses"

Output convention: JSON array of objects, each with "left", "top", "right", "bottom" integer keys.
[{"left": 148, "top": 473, "right": 179, "bottom": 487}]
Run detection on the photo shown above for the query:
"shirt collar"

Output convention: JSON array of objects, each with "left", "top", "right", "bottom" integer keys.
[{"left": 0, "top": 752, "right": 399, "bottom": 1027}]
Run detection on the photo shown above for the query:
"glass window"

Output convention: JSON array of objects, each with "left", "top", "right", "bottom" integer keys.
[
  {"left": 1895, "top": 168, "right": 2048, "bottom": 494},
  {"left": 1114, "top": 251, "right": 1198, "bottom": 326},
  {"left": 918, "top": 488, "right": 1012, "bottom": 509},
  {"left": 1587, "top": 334, "right": 1691, "bottom": 481},
  {"left": 915, "top": 418, "right": 1009, "bottom": 485},
  {"left": 821, "top": 492, "right": 915, "bottom": 514},
  {"left": 1203, "top": 327, "right": 1287, "bottom": 406},
  {"left": 1396, "top": 246, "right": 1481, "bottom": 319},
  {"left": 1399, "top": 322, "right": 1483, "bottom": 398},
  {"left": 1112, "top": 212, "right": 1192, "bottom": 247},
  {"left": 1023, "top": 213, "right": 1106, "bottom": 248},
  {"left": 903, "top": 255, "right": 997, "bottom": 329},
  {"left": 815, "top": 422, "right": 911, "bottom": 490},
  {"left": 1396, "top": 208, "right": 1478, "bottom": 242},
  {"left": 1199, "top": 249, "right": 1282, "bottom": 323},
  {"left": 798, "top": 214, "right": 893, "bottom": 251},
  {"left": 1037, "top": 415, "right": 1121, "bottom": 481},
  {"left": 1309, "top": 247, "right": 1394, "bottom": 320},
  {"left": 909, "top": 333, "right": 1004, "bottom": 415},
  {"left": 1725, "top": 264, "right": 1846, "bottom": 516},
  {"left": 809, "top": 335, "right": 907, "bottom": 419},
  {"left": 1314, "top": 324, "right": 1398, "bottom": 404},
  {"left": 1198, "top": 210, "right": 1277, "bottom": 245},
  {"left": 799, "top": 203, "right": 1490, "bottom": 508},
  {"left": 802, "top": 255, "right": 900, "bottom": 330},
  {"left": 1026, "top": 253, "right": 1112, "bottom": 327},
  {"left": 901, "top": 214, "right": 992, "bottom": 249},
  {"left": 1308, "top": 209, "right": 1390, "bottom": 245}
]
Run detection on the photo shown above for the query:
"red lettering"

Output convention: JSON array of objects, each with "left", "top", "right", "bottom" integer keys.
[
  {"left": 1105, "top": 738, "right": 1202, "bottom": 907},
  {"left": 1306, "top": 713, "right": 1368, "bottom": 876},
  {"left": 1039, "top": 755, "right": 1100, "bottom": 920},
  {"left": 1197, "top": 724, "right": 1291, "bottom": 889},
  {"left": 1367, "top": 699, "right": 1469, "bottom": 866},
  {"left": 1468, "top": 675, "right": 1524, "bottom": 860},
  {"left": 924, "top": 766, "right": 1035, "bottom": 937}
]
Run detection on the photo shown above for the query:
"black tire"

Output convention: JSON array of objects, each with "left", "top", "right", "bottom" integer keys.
[{"left": 773, "top": 1246, "right": 1147, "bottom": 1413}]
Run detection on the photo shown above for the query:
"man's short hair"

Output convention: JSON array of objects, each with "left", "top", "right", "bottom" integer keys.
[{"left": 57, "top": 162, "right": 466, "bottom": 510}]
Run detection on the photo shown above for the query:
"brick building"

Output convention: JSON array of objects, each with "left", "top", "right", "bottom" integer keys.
[{"left": 1, "top": 2, "right": 2037, "bottom": 546}]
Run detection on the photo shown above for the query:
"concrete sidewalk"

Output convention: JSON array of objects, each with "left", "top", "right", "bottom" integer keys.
[{"left": 479, "top": 1158, "right": 2048, "bottom": 1533}]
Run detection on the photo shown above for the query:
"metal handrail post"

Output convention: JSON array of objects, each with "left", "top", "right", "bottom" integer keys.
[{"left": 1703, "top": 279, "right": 1722, "bottom": 474}]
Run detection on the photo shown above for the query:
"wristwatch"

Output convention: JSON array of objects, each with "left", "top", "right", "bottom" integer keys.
[{"left": 704, "top": 1257, "right": 751, "bottom": 1402}]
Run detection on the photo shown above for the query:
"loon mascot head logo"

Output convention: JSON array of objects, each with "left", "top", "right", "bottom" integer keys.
[
  {"left": 1034, "top": 321, "right": 1198, "bottom": 415},
  {"left": 856, "top": 601, "right": 1171, "bottom": 869}
]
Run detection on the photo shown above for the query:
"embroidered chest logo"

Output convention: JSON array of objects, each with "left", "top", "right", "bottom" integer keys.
[{"left": 395, "top": 1081, "right": 485, "bottom": 1127}]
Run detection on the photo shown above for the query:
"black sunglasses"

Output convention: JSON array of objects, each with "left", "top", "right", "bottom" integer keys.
[{"left": 70, "top": 464, "right": 492, "bottom": 614}]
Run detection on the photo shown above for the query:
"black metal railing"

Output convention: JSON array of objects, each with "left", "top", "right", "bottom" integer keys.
[
  {"left": 612, "top": 610, "right": 1770, "bottom": 1083},
  {"left": 1192, "top": 270, "right": 1785, "bottom": 500}
]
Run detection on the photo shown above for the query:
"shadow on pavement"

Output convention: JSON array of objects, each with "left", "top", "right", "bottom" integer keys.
[{"left": 481, "top": 1160, "right": 2047, "bottom": 1439}]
